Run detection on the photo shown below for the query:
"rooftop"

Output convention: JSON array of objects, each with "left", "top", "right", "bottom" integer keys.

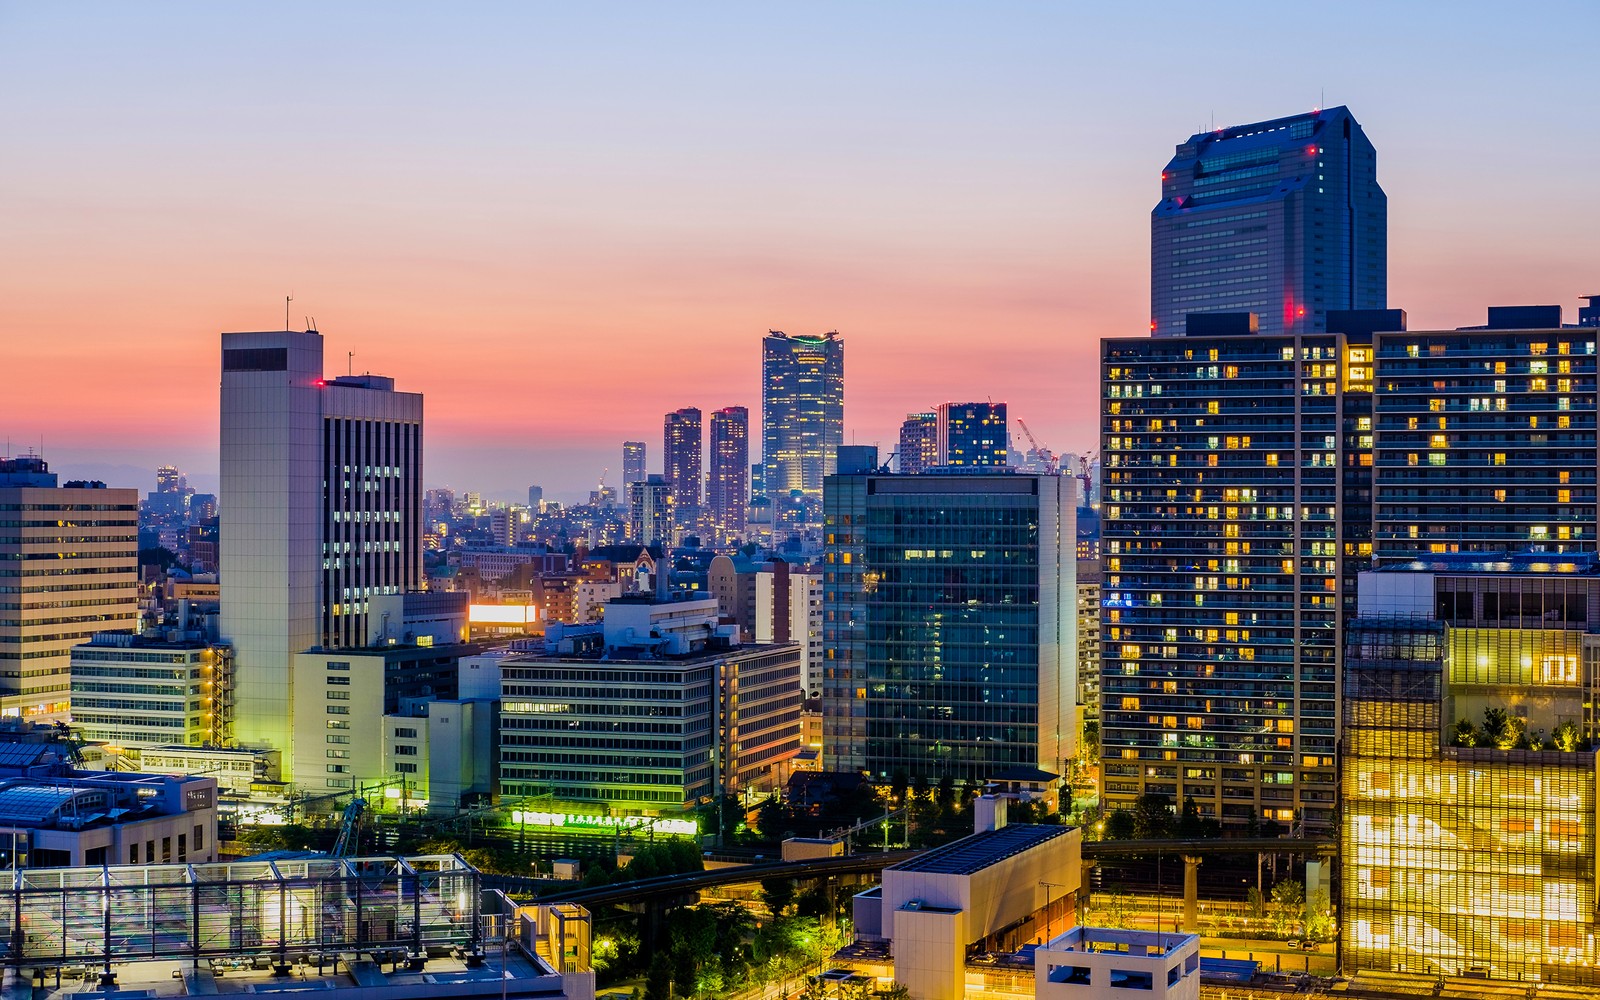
[{"left": 890, "top": 822, "right": 1075, "bottom": 877}]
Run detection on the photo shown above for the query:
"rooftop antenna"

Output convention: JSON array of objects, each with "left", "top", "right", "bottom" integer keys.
[
  {"left": 348, "top": 351, "right": 354, "bottom": 377},
  {"left": 285, "top": 292, "right": 293, "bottom": 332}
]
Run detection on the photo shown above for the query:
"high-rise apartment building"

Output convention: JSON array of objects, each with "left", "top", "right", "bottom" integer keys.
[
  {"left": 762, "top": 331, "right": 844, "bottom": 523},
  {"left": 897, "top": 412, "right": 938, "bottom": 474},
  {"left": 822, "top": 449, "right": 1075, "bottom": 784},
  {"left": 0, "top": 457, "right": 137, "bottom": 721},
  {"left": 219, "top": 330, "right": 423, "bottom": 774},
  {"left": 663, "top": 407, "right": 702, "bottom": 538},
  {"left": 629, "top": 475, "right": 671, "bottom": 547},
  {"left": 707, "top": 407, "right": 749, "bottom": 547},
  {"left": 1101, "top": 303, "right": 1598, "bottom": 833},
  {"left": 622, "top": 441, "right": 647, "bottom": 488},
  {"left": 936, "top": 402, "right": 1010, "bottom": 467},
  {"left": 1152, "top": 107, "right": 1386, "bottom": 337}
]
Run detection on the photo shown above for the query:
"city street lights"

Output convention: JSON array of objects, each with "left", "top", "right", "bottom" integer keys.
[{"left": 1039, "top": 880, "right": 1063, "bottom": 944}]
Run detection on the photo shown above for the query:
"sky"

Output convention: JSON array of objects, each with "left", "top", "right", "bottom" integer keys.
[{"left": 2, "top": 2, "right": 1596, "bottom": 501}]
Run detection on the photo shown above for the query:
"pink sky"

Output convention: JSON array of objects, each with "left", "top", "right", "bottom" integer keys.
[{"left": 2, "top": 4, "right": 1596, "bottom": 500}]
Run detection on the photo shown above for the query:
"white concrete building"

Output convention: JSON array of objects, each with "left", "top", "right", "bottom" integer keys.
[
  {"left": 1035, "top": 928, "right": 1199, "bottom": 1000},
  {"left": 220, "top": 330, "right": 423, "bottom": 778},
  {"left": 0, "top": 770, "right": 218, "bottom": 868}
]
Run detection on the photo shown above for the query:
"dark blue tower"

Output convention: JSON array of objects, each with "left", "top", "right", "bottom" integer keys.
[{"left": 1151, "top": 107, "right": 1386, "bottom": 337}]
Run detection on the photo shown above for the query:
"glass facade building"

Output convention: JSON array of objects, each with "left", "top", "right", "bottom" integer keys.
[
  {"left": 662, "top": 407, "right": 702, "bottom": 538},
  {"left": 1151, "top": 107, "right": 1386, "bottom": 337},
  {"left": 936, "top": 401, "right": 1010, "bottom": 467},
  {"left": 821, "top": 465, "right": 1074, "bottom": 783},
  {"left": 707, "top": 406, "right": 749, "bottom": 547},
  {"left": 1343, "top": 566, "right": 1600, "bottom": 984},
  {"left": 761, "top": 331, "right": 844, "bottom": 524}
]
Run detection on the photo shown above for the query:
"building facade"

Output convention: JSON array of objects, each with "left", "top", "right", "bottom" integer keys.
[
  {"left": 628, "top": 475, "right": 671, "bottom": 547},
  {"left": 662, "top": 407, "right": 703, "bottom": 538},
  {"left": 1101, "top": 306, "right": 1598, "bottom": 833},
  {"left": 219, "top": 330, "right": 423, "bottom": 776},
  {"left": 822, "top": 454, "right": 1075, "bottom": 784},
  {"left": 70, "top": 631, "right": 231, "bottom": 747},
  {"left": 498, "top": 596, "right": 801, "bottom": 812},
  {"left": 1151, "top": 106, "right": 1386, "bottom": 337},
  {"left": 762, "top": 331, "right": 844, "bottom": 524},
  {"left": 622, "top": 440, "right": 647, "bottom": 489},
  {"left": 897, "top": 412, "right": 939, "bottom": 475},
  {"left": 707, "top": 406, "right": 749, "bottom": 547},
  {"left": 0, "top": 457, "right": 137, "bottom": 722},
  {"left": 935, "top": 402, "right": 1010, "bottom": 467},
  {"left": 1343, "top": 563, "right": 1600, "bottom": 984}
]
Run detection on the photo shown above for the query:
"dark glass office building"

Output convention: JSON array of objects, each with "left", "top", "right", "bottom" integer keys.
[
  {"left": 821, "top": 455, "right": 1075, "bottom": 783},
  {"left": 1152, "top": 106, "right": 1386, "bottom": 337},
  {"left": 762, "top": 331, "right": 844, "bottom": 525}
]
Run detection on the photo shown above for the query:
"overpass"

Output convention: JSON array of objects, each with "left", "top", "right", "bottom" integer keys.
[{"left": 484, "top": 836, "right": 1334, "bottom": 910}]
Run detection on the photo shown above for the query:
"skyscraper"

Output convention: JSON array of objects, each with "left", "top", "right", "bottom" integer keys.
[
  {"left": 762, "top": 331, "right": 844, "bottom": 523},
  {"left": 622, "top": 440, "right": 647, "bottom": 488},
  {"left": 1100, "top": 303, "right": 1597, "bottom": 834},
  {"left": 822, "top": 448, "right": 1075, "bottom": 784},
  {"left": 896, "top": 412, "right": 938, "bottom": 474},
  {"left": 1151, "top": 106, "right": 1386, "bottom": 337},
  {"left": 707, "top": 406, "right": 749, "bottom": 547},
  {"left": 219, "top": 330, "right": 423, "bottom": 773},
  {"left": 663, "top": 407, "right": 702, "bottom": 538},
  {"left": 0, "top": 456, "right": 137, "bottom": 722},
  {"left": 935, "top": 401, "right": 1010, "bottom": 467}
]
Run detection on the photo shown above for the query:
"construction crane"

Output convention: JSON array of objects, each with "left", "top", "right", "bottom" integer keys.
[
  {"left": 1076, "top": 450, "right": 1098, "bottom": 507},
  {"left": 332, "top": 797, "right": 367, "bottom": 859},
  {"left": 1014, "top": 420, "right": 1059, "bottom": 474}
]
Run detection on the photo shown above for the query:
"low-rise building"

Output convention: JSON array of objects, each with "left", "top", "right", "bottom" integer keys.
[
  {"left": 499, "top": 594, "right": 801, "bottom": 814},
  {"left": 0, "top": 769, "right": 218, "bottom": 868},
  {"left": 70, "top": 631, "right": 232, "bottom": 748}
]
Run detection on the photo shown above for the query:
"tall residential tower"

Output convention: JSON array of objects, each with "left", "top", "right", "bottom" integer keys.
[
  {"left": 707, "top": 406, "right": 749, "bottom": 547},
  {"left": 761, "top": 331, "right": 844, "bottom": 524},
  {"left": 663, "top": 408, "right": 703, "bottom": 540}
]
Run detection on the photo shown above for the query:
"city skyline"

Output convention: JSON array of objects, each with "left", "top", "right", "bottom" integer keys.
[{"left": 4, "top": 5, "right": 1596, "bottom": 499}]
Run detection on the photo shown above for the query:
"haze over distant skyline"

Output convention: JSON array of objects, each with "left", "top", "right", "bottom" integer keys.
[{"left": 3, "top": 3, "right": 1596, "bottom": 501}]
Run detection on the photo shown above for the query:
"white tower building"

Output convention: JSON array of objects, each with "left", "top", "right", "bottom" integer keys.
[{"left": 219, "top": 330, "right": 423, "bottom": 776}]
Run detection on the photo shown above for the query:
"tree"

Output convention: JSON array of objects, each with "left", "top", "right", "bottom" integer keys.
[
  {"left": 755, "top": 796, "right": 789, "bottom": 841},
  {"left": 1480, "top": 707, "right": 1516, "bottom": 749},
  {"left": 760, "top": 877, "right": 796, "bottom": 917},
  {"left": 890, "top": 769, "right": 910, "bottom": 805},
  {"left": 1450, "top": 717, "right": 1478, "bottom": 747},
  {"left": 935, "top": 774, "right": 956, "bottom": 813},
  {"left": 1106, "top": 809, "right": 1136, "bottom": 840},
  {"left": 1270, "top": 878, "right": 1305, "bottom": 937},
  {"left": 882, "top": 982, "right": 912, "bottom": 1000},
  {"left": 1551, "top": 719, "right": 1585, "bottom": 752},
  {"left": 1131, "top": 793, "right": 1174, "bottom": 839},
  {"left": 643, "top": 954, "right": 672, "bottom": 1000}
]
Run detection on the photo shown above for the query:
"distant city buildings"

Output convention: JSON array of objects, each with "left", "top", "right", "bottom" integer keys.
[
  {"left": 761, "top": 331, "right": 844, "bottom": 526},
  {"left": 896, "top": 412, "right": 938, "bottom": 474},
  {"left": 663, "top": 406, "right": 703, "bottom": 539},
  {"left": 0, "top": 456, "right": 137, "bottom": 722},
  {"left": 822, "top": 448, "right": 1075, "bottom": 784},
  {"left": 622, "top": 440, "right": 647, "bottom": 488},
  {"left": 1151, "top": 106, "right": 1386, "bottom": 337},
  {"left": 935, "top": 401, "right": 1010, "bottom": 467},
  {"left": 219, "top": 329, "right": 423, "bottom": 778},
  {"left": 707, "top": 406, "right": 749, "bottom": 546},
  {"left": 628, "top": 474, "right": 671, "bottom": 547}
]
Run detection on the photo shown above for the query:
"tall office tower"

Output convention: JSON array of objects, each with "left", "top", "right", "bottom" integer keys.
[
  {"left": 156, "top": 465, "right": 182, "bottom": 494},
  {"left": 622, "top": 441, "right": 647, "bottom": 488},
  {"left": 663, "top": 407, "right": 703, "bottom": 536},
  {"left": 527, "top": 485, "right": 543, "bottom": 510},
  {"left": 822, "top": 448, "right": 1076, "bottom": 784},
  {"left": 935, "top": 402, "right": 1010, "bottom": 467},
  {"left": 707, "top": 407, "right": 750, "bottom": 547},
  {"left": 1151, "top": 107, "right": 1386, "bottom": 337},
  {"left": 0, "top": 457, "right": 137, "bottom": 721},
  {"left": 762, "top": 331, "right": 844, "bottom": 523},
  {"left": 897, "top": 412, "right": 939, "bottom": 474},
  {"left": 220, "top": 330, "right": 423, "bottom": 771},
  {"left": 629, "top": 475, "right": 671, "bottom": 547}
]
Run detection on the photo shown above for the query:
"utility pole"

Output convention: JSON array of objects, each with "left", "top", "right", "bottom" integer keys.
[{"left": 1039, "top": 880, "right": 1062, "bottom": 944}]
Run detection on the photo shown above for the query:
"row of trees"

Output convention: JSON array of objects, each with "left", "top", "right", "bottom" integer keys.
[
  {"left": 1450, "top": 706, "right": 1586, "bottom": 751},
  {"left": 1102, "top": 793, "right": 1224, "bottom": 840}
]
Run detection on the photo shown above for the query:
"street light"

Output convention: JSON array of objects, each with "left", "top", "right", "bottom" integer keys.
[{"left": 1039, "top": 880, "right": 1063, "bottom": 945}]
